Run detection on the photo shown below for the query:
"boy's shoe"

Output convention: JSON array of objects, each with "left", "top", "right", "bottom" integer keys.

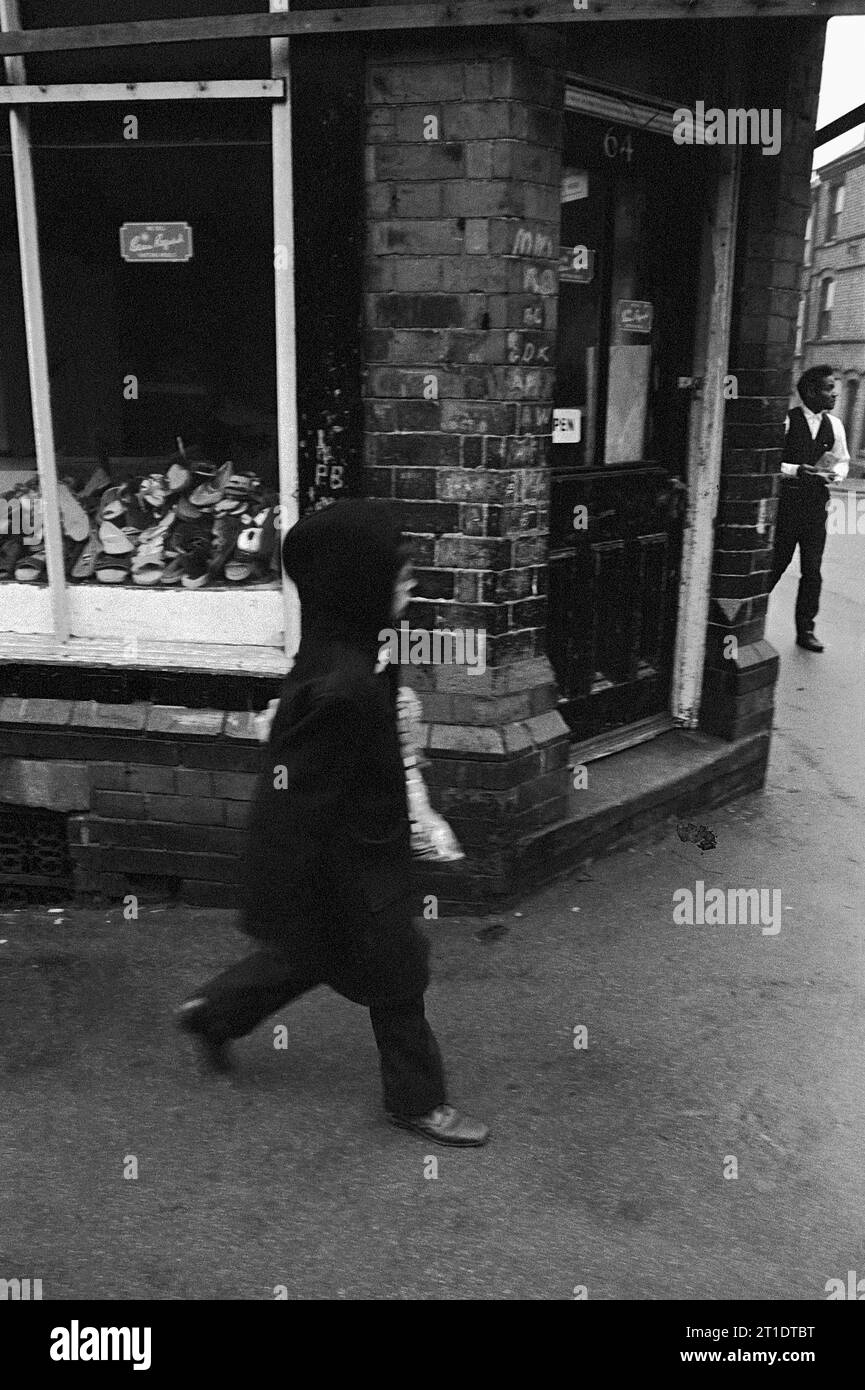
[
  {"left": 796, "top": 629, "right": 824, "bottom": 652},
  {"left": 175, "top": 999, "right": 234, "bottom": 1074},
  {"left": 389, "top": 1104, "right": 490, "bottom": 1147}
]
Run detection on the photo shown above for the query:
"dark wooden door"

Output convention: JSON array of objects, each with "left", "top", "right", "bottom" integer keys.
[{"left": 547, "top": 108, "right": 707, "bottom": 740}]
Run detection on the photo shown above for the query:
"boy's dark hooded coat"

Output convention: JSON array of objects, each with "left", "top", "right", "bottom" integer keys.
[{"left": 240, "top": 499, "right": 429, "bottom": 1008}]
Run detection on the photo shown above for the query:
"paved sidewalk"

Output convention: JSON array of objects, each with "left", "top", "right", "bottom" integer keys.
[{"left": 1, "top": 529, "right": 863, "bottom": 1300}]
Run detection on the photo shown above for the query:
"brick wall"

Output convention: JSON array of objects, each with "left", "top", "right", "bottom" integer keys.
[
  {"left": 363, "top": 36, "right": 571, "bottom": 895},
  {"left": 800, "top": 148, "right": 865, "bottom": 457},
  {"left": 0, "top": 700, "right": 261, "bottom": 906},
  {"left": 702, "top": 18, "right": 827, "bottom": 740}
]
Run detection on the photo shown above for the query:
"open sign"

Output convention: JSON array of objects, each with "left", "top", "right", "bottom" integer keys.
[{"left": 553, "top": 408, "right": 582, "bottom": 443}]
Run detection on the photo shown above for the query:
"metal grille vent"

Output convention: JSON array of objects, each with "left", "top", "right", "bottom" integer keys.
[{"left": 0, "top": 806, "right": 73, "bottom": 906}]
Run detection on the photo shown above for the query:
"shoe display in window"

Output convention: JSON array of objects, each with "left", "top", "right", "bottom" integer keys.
[{"left": 2, "top": 453, "right": 281, "bottom": 588}]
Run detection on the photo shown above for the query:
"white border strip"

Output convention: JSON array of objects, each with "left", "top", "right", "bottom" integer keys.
[{"left": 0, "top": 79, "right": 284, "bottom": 103}]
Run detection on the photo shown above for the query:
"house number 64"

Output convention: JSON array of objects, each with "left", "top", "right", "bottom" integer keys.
[{"left": 603, "top": 128, "right": 634, "bottom": 162}]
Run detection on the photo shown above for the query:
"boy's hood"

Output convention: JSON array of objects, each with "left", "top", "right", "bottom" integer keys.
[{"left": 281, "top": 499, "right": 406, "bottom": 651}]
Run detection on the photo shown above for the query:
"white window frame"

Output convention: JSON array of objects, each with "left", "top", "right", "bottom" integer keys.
[
  {"left": 0, "top": 0, "right": 298, "bottom": 674},
  {"left": 827, "top": 181, "right": 845, "bottom": 241}
]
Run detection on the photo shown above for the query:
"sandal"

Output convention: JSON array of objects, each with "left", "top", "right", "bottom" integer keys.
[
  {"left": 131, "top": 533, "right": 169, "bottom": 585},
  {"left": 224, "top": 549, "right": 255, "bottom": 582},
  {"left": 190, "top": 461, "right": 232, "bottom": 509},
  {"left": 207, "top": 513, "right": 245, "bottom": 581},
  {"left": 166, "top": 461, "right": 191, "bottom": 495},
  {"left": 158, "top": 554, "right": 188, "bottom": 585},
  {"left": 132, "top": 558, "right": 166, "bottom": 586},
  {"left": 180, "top": 535, "right": 213, "bottom": 589},
  {"left": 78, "top": 464, "right": 111, "bottom": 501},
  {"left": 176, "top": 494, "right": 204, "bottom": 521},
  {"left": 99, "top": 520, "right": 135, "bottom": 554},
  {"left": 98, "top": 485, "right": 129, "bottom": 523},
  {"left": 14, "top": 548, "right": 47, "bottom": 582},
  {"left": 58, "top": 482, "right": 91, "bottom": 542},
  {"left": 71, "top": 527, "right": 100, "bottom": 580},
  {"left": 95, "top": 552, "right": 132, "bottom": 583},
  {"left": 138, "top": 508, "right": 176, "bottom": 545},
  {"left": 0, "top": 537, "right": 24, "bottom": 578}
]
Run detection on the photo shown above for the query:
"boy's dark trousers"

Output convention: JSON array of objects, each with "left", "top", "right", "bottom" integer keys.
[
  {"left": 189, "top": 948, "right": 447, "bottom": 1118},
  {"left": 768, "top": 478, "right": 829, "bottom": 635}
]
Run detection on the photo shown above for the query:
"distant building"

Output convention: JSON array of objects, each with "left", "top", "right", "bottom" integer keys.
[{"left": 795, "top": 139, "right": 865, "bottom": 473}]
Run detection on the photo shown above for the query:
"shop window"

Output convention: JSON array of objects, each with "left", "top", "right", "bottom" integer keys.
[
  {"left": 827, "top": 182, "right": 845, "bottom": 242},
  {"left": 0, "top": 24, "right": 364, "bottom": 655},
  {"left": 36, "top": 99, "right": 279, "bottom": 642},
  {"left": 818, "top": 278, "right": 835, "bottom": 338},
  {"left": 0, "top": 96, "right": 284, "bottom": 645}
]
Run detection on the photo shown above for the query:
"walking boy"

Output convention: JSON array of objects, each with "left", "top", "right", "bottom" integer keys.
[{"left": 176, "top": 499, "right": 489, "bottom": 1147}]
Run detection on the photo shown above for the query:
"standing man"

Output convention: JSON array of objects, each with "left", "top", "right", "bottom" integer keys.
[{"left": 768, "top": 365, "right": 849, "bottom": 652}]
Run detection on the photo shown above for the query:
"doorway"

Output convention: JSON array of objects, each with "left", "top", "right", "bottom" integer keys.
[{"left": 547, "top": 102, "right": 709, "bottom": 741}]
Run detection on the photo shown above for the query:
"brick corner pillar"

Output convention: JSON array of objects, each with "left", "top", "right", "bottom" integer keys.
[
  {"left": 362, "top": 36, "right": 570, "bottom": 898},
  {"left": 702, "top": 19, "right": 827, "bottom": 745}
]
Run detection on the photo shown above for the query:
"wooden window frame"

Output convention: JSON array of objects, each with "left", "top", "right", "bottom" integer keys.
[{"left": 0, "top": 0, "right": 298, "bottom": 671}]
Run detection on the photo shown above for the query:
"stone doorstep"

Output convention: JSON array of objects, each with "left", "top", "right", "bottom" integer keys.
[
  {"left": 508, "top": 727, "right": 770, "bottom": 900},
  {"left": 389, "top": 728, "right": 771, "bottom": 913}
]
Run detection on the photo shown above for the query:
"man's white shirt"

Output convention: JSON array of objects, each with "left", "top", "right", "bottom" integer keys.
[{"left": 781, "top": 401, "right": 850, "bottom": 480}]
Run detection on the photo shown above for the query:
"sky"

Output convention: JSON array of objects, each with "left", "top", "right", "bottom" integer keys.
[{"left": 813, "top": 16, "right": 865, "bottom": 170}]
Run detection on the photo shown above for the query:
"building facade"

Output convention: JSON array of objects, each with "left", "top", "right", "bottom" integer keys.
[
  {"left": 794, "top": 138, "right": 865, "bottom": 470},
  {"left": 0, "top": 2, "right": 828, "bottom": 909}
]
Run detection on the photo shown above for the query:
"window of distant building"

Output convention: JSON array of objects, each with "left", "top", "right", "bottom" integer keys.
[
  {"left": 794, "top": 296, "right": 806, "bottom": 357},
  {"left": 818, "top": 278, "right": 835, "bottom": 337},
  {"left": 844, "top": 377, "right": 859, "bottom": 437},
  {"left": 804, "top": 209, "right": 813, "bottom": 266},
  {"left": 827, "top": 182, "right": 845, "bottom": 241}
]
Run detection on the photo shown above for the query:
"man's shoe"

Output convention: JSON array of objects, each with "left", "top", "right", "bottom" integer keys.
[
  {"left": 389, "top": 1104, "right": 490, "bottom": 1147},
  {"left": 175, "top": 999, "right": 234, "bottom": 1074},
  {"left": 796, "top": 631, "right": 824, "bottom": 652}
]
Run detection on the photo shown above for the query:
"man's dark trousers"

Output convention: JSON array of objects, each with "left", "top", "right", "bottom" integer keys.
[
  {"left": 189, "top": 948, "right": 447, "bottom": 1118},
  {"left": 769, "top": 478, "right": 829, "bottom": 635}
]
